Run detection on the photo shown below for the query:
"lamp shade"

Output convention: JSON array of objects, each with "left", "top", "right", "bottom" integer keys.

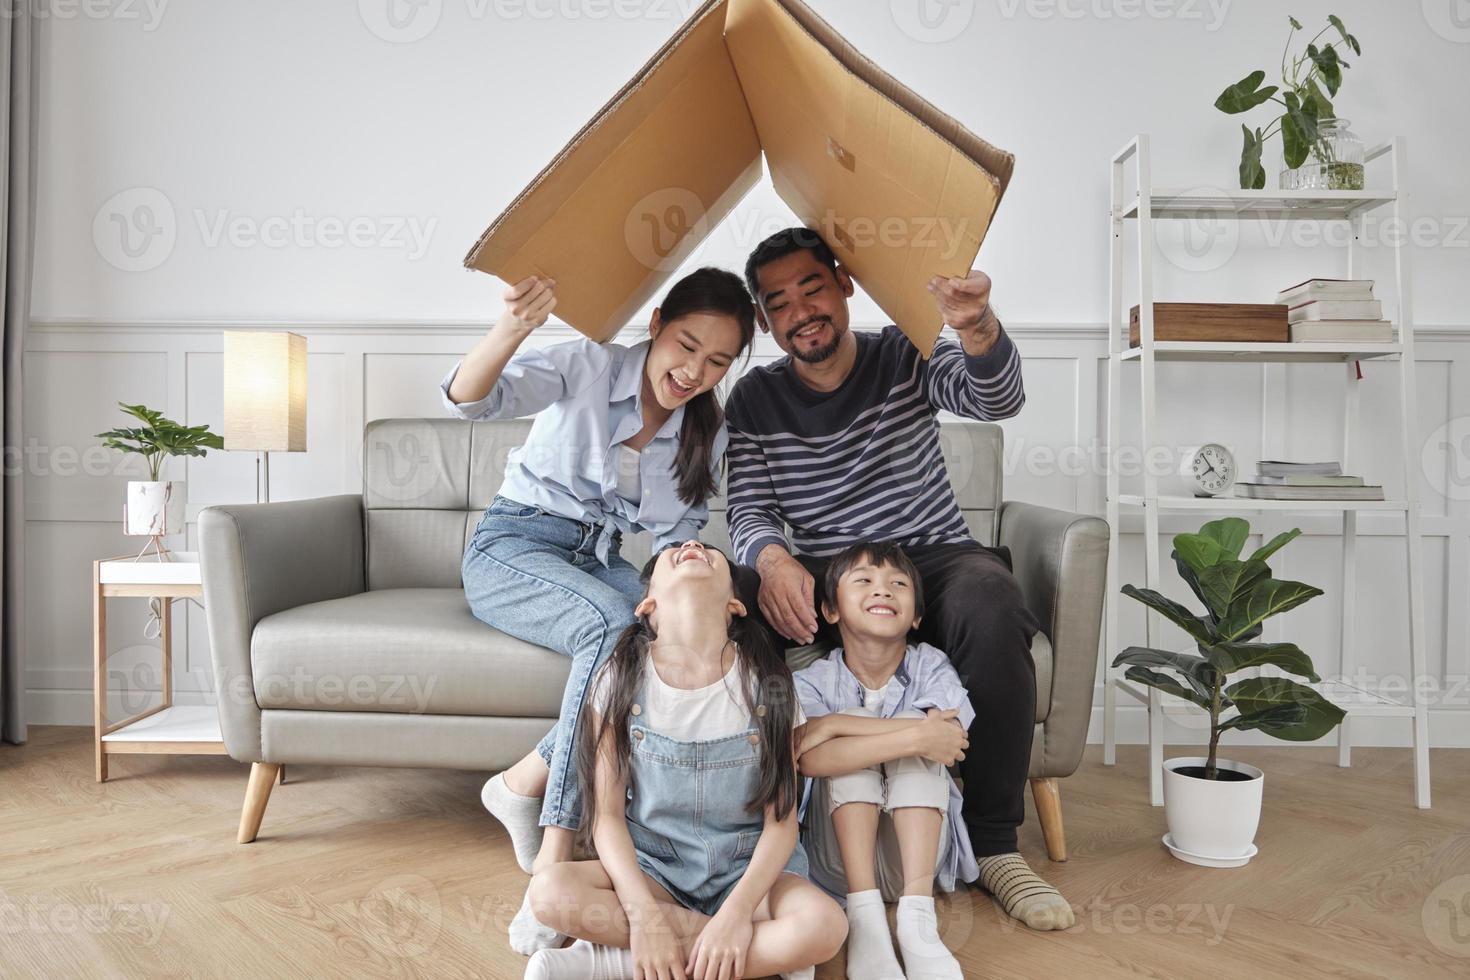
[{"left": 223, "top": 331, "right": 307, "bottom": 452}]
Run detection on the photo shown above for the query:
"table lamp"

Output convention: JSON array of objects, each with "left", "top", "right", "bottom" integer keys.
[{"left": 222, "top": 331, "right": 307, "bottom": 503}]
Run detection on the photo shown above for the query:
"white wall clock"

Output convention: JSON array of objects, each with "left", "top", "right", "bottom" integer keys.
[{"left": 1184, "top": 443, "right": 1237, "bottom": 497}]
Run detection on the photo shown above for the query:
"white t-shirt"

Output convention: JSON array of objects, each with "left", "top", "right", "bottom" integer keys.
[
  {"left": 862, "top": 684, "right": 888, "bottom": 712},
  {"left": 592, "top": 652, "right": 806, "bottom": 742},
  {"left": 614, "top": 444, "right": 642, "bottom": 506}
]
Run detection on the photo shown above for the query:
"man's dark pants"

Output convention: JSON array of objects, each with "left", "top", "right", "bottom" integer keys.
[{"left": 738, "top": 540, "right": 1040, "bottom": 858}]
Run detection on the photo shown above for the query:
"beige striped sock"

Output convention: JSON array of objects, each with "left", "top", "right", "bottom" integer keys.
[{"left": 976, "top": 852, "right": 1076, "bottom": 931}]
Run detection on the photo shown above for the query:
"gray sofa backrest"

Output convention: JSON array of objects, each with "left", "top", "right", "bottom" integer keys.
[{"left": 362, "top": 417, "right": 1003, "bottom": 591}]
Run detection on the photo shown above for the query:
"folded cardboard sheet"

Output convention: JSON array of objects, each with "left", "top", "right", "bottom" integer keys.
[{"left": 464, "top": 0, "right": 1014, "bottom": 356}]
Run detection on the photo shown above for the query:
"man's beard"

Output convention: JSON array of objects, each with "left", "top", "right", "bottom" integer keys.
[{"left": 787, "top": 318, "right": 841, "bottom": 364}]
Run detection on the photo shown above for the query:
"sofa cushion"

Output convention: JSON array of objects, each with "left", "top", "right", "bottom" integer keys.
[{"left": 251, "top": 588, "right": 570, "bottom": 717}]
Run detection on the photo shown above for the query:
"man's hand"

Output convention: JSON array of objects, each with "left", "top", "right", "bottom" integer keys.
[
  {"left": 928, "top": 270, "right": 999, "bottom": 357},
  {"left": 912, "top": 708, "right": 969, "bottom": 766},
  {"left": 755, "top": 545, "right": 818, "bottom": 645}
]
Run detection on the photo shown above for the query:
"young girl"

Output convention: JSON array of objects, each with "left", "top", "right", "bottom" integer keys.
[
  {"left": 441, "top": 268, "right": 756, "bottom": 953},
  {"left": 523, "top": 541, "right": 847, "bottom": 980}
]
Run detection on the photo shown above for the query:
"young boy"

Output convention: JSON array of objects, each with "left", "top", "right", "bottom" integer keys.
[{"left": 793, "top": 542, "right": 976, "bottom": 980}]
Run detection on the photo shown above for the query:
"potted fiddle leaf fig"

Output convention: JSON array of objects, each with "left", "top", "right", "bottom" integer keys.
[
  {"left": 1214, "top": 14, "right": 1366, "bottom": 189},
  {"left": 1114, "top": 517, "right": 1345, "bottom": 866},
  {"left": 97, "top": 403, "right": 223, "bottom": 551}
]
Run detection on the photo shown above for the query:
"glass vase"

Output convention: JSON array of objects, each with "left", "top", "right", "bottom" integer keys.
[{"left": 1279, "top": 118, "right": 1366, "bottom": 191}]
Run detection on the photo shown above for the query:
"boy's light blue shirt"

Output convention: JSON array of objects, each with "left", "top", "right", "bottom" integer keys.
[
  {"left": 439, "top": 337, "right": 726, "bottom": 564},
  {"left": 794, "top": 642, "right": 981, "bottom": 889}
]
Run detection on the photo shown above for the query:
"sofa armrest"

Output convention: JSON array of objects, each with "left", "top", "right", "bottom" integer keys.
[
  {"left": 997, "top": 500, "right": 1109, "bottom": 777},
  {"left": 199, "top": 494, "right": 366, "bottom": 761}
]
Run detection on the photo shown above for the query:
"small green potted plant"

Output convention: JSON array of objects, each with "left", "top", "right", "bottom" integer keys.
[
  {"left": 1114, "top": 517, "right": 1345, "bottom": 866},
  {"left": 1214, "top": 14, "right": 1365, "bottom": 190},
  {"left": 97, "top": 403, "right": 223, "bottom": 554}
]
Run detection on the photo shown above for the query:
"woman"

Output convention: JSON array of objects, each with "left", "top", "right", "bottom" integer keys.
[{"left": 440, "top": 266, "right": 756, "bottom": 954}]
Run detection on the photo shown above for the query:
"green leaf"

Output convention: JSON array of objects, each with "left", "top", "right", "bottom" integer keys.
[
  {"left": 1248, "top": 527, "right": 1303, "bottom": 563},
  {"left": 1217, "top": 702, "right": 1307, "bottom": 734},
  {"left": 1175, "top": 518, "right": 1249, "bottom": 571},
  {"left": 1113, "top": 646, "right": 1219, "bottom": 699},
  {"left": 1289, "top": 15, "right": 1302, "bottom": 30},
  {"left": 1326, "top": 15, "right": 1361, "bottom": 55},
  {"left": 1308, "top": 43, "right": 1343, "bottom": 96},
  {"left": 1281, "top": 90, "right": 1320, "bottom": 169},
  {"left": 1200, "top": 518, "right": 1250, "bottom": 559},
  {"left": 1123, "top": 666, "right": 1211, "bottom": 710},
  {"left": 1172, "top": 551, "right": 1212, "bottom": 617},
  {"left": 1216, "top": 577, "right": 1324, "bottom": 640},
  {"left": 1304, "top": 78, "right": 1335, "bottom": 123},
  {"left": 1121, "top": 585, "right": 1219, "bottom": 646},
  {"left": 1240, "top": 126, "right": 1265, "bottom": 190},
  {"left": 1197, "top": 559, "right": 1270, "bottom": 620},
  {"left": 1225, "top": 676, "right": 1346, "bottom": 740},
  {"left": 1215, "top": 70, "right": 1279, "bottom": 114},
  {"left": 1205, "top": 640, "right": 1320, "bottom": 681}
]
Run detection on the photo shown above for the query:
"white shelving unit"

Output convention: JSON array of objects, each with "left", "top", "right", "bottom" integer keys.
[{"left": 1100, "top": 135, "right": 1432, "bottom": 809}]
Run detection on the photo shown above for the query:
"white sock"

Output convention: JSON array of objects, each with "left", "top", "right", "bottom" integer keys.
[
  {"left": 844, "top": 890, "right": 904, "bottom": 980},
  {"left": 781, "top": 969, "right": 816, "bottom": 980},
  {"left": 509, "top": 890, "right": 566, "bottom": 956},
  {"left": 524, "top": 939, "right": 633, "bottom": 980},
  {"left": 482, "top": 773, "right": 545, "bottom": 875},
  {"left": 895, "top": 896, "right": 962, "bottom": 980}
]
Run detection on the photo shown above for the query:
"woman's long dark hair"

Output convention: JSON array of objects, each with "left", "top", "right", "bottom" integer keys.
[
  {"left": 656, "top": 268, "right": 756, "bottom": 507},
  {"left": 575, "top": 554, "right": 800, "bottom": 850}
]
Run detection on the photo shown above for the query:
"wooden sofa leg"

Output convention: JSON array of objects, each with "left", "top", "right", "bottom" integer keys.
[
  {"left": 238, "top": 762, "right": 282, "bottom": 843},
  {"left": 1030, "top": 777, "right": 1067, "bottom": 862}
]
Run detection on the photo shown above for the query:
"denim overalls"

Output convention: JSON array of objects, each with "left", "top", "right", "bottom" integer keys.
[{"left": 624, "top": 702, "right": 810, "bottom": 917}]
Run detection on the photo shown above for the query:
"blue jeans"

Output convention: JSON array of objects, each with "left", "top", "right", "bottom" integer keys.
[{"left": 462, "top": 496, "right": 643, "bottom": 830}]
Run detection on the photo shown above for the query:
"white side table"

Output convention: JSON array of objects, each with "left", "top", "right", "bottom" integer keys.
[{"left": 93, "top": 552, "right": 227, "bottom": 781}]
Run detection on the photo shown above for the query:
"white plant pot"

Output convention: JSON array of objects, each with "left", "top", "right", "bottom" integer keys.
[
  {"left": 1162, "top": 756, "right": 1263, "bottom": 864},
  {"left": 125, "top": 480, "right": 186, "bottom": 537}
]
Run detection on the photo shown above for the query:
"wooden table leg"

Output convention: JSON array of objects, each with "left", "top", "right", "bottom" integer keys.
[{"left": 94, "top": 562, "right": 107, "bottom": 783}]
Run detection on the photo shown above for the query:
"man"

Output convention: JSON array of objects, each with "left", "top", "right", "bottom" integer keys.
[{"left": 725, "top": 227, "right": 1075, "bottom": 932}]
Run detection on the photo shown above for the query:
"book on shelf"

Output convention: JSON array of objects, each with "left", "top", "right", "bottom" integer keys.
[
  {"left": 1287, "top": 299, "right": 1384, "bottom": 322},
  {"left": 1276, "top": 278, "right": 1375, "bottom": 305},
  {"left": 1253, "top": 474, "right": 1366, "bottom": 486},
  {"left": 1257, "top": 460, "right": 1343, "bottom": 477},
  {"left": 1289, "top": 320, "right": 1394, "bottom": 342},
  {"left": 1129, "top": 303, "right": 1288, "bottom": 346},
  {"left": 1233, "top": 482, "right": 1385, "bottom": 501}
]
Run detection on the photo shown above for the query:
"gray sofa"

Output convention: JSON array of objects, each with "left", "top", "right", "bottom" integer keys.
[{"left": 200, "top": 418, "right": 1108, "bottom": 859}]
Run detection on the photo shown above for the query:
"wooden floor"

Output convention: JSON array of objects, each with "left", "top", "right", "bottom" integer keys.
[{"left": 3, "top": 728, "right": 1468, "bottom": 979}]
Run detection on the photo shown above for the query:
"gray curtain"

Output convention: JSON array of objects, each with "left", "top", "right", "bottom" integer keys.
[{"left": 2, "top": 2, "right": 38, "bottom": 745}]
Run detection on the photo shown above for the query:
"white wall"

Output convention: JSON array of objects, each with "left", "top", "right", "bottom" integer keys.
[{"left": 24, "top": 1, "right": 1470, "bottom": 751}]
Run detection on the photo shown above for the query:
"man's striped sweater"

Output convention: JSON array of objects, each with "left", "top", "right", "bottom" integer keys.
[{"left": 724, "top": 324, "right": 1025, "bottom": 567}]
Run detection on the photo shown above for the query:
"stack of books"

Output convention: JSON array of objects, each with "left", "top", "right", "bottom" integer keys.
[
  {"left": 1233, "top": 461, "right": 1385, "bottom": 501},
  {"left": 1276, "top": 279, "right": 1393, "bottom": 342}
]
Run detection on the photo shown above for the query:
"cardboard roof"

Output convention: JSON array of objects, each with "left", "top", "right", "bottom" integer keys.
[{"left": 464, "top": 0, "right": 1014, "bottom": 357}]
